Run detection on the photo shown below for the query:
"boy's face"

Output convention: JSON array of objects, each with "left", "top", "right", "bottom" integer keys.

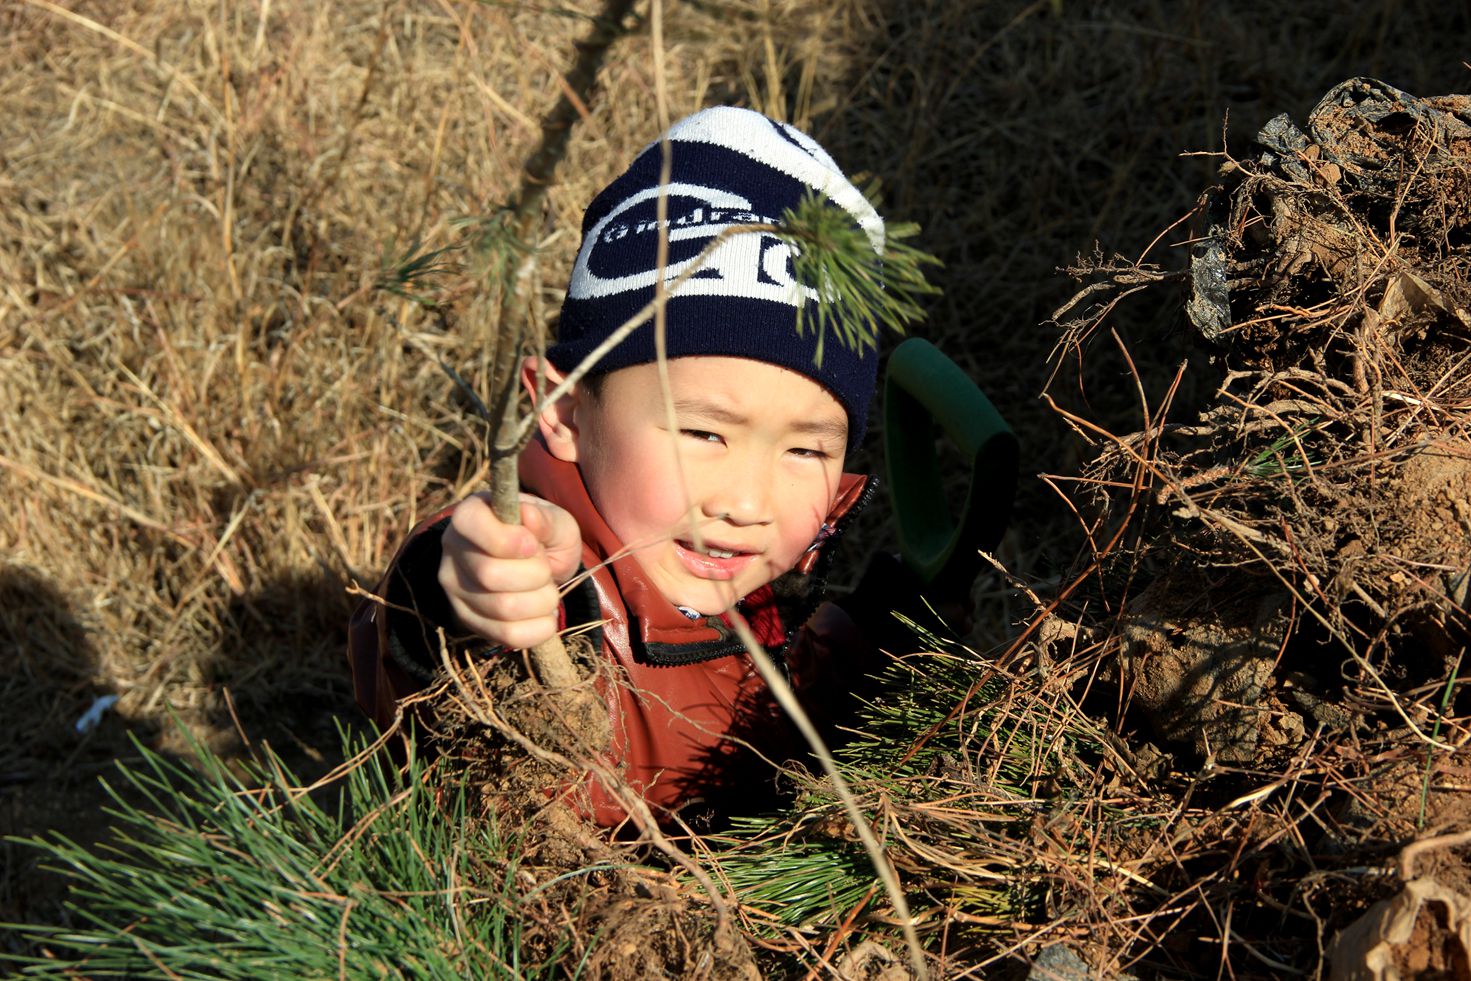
[{"left": 542, "top": 356, "right": 848, "bottom": 615}]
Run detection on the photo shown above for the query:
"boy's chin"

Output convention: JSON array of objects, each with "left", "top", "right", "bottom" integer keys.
[
  {"left": 666, "top": 580, "right": 751, "bottom": 617},
  {"left": 675, "top": 595, "right": 739, "bottom": 618}
]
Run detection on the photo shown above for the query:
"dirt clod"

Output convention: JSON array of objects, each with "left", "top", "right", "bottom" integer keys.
[
  {"left": 413, "top": 637, "right": 760, "bottom": 980},
  {"left": 1121, "top": 575, "right": 1302, "bottom": 761}
]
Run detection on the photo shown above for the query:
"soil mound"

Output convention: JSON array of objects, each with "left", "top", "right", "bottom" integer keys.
[
  {"left": 1074, "top": 77, "right": 1471, "bottom": 760},
  {"left": 1046, "top": 77, "right": 1471, "bottom": 975}
]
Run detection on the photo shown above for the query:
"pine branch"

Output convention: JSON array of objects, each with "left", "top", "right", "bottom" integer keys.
[
  {"left": 2, "top": 728, "right": 570, "bottom": 977},
  {"left": 698, "top": 627, "right": 1116, "bottom": 959},
  {"left": 780, "top": 189, "right": 943, "bottom": 367},
  {"left": 375, "top": 237, "right": 461, "bottom": 307}
]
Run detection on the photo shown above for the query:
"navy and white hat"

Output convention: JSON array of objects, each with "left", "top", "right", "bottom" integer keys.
[{"left": 547, "top": 106, "right": 886, "bottom": 450}]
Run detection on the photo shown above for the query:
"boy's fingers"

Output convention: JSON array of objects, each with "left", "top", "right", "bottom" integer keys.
[
  {"left": 446, "top": 578, "right": 561, "bottom": 626},
  {"left": 440, "top": 547, "right": 552, "bottom": 597},
  {"left": 520, "top": 496, "right": 583, "bottom": 582},
  {"left": 445, "top": 604, "right": 559, "bottom": 651},
  {"left": 436, "top": 493, "right": 578, "bottom": 650},
  {"left": 439, "top": 554, "right": 561, "bottom": 648},
  {"left": 488, "top": 616, "right": 559, "bottom": 651}
]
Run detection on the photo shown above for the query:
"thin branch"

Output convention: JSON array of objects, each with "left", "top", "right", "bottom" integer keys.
[{"left": 724, "top": 612, "right": 929, "bottom": 980}]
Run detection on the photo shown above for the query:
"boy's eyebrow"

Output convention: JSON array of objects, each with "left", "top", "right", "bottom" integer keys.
[
  {"left": 791, "top": 417, "right": 850, "bottom": 442},
  {"left": 673, "top": 396, "right": 848, "bottom": 442}
]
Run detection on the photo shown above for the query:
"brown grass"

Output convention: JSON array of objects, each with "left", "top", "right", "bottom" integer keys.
[{"left": 2, "top": 0, "right": 1469, "bottom": 971}]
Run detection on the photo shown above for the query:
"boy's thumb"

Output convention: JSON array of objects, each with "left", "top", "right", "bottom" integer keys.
[
  {"left": 520, "top": 497, "right": 582, "bottom": 578},
  {"left": 519, "top": 496, "right": 556, "bottom": 540}
]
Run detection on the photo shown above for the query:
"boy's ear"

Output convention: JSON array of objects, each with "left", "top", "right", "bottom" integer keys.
[{"left": 520, "top": 356, "right": 581, "bottom": 463}]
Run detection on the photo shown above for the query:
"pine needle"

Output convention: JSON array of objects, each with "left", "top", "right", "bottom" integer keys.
[{"left": 779, "top": 188, "right": 943, "bottom": 366}]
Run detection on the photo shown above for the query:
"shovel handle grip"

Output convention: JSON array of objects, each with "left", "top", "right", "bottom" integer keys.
[{"left": 883, "top": 338, "right": 1018, "bottom": 588}]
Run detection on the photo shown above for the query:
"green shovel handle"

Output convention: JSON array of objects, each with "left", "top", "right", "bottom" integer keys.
[{"left": 883, "top": 338, "right": 1018, "bottom": 588}]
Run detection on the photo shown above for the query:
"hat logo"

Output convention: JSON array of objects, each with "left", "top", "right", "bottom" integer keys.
[{"left": 568, "top": 182, "right": 814, "bottom": 306}]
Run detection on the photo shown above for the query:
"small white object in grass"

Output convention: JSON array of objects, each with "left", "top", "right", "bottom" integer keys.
[{"left": 75, "top": 694, "right": 120, "bottom": 734}]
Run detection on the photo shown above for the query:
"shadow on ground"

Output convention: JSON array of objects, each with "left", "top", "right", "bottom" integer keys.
[{"left": 0, "top": 563, "right": 361, "bottom": 950}]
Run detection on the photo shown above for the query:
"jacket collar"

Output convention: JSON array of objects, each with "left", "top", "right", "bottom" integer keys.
[{"left": 519, "top": 437, "right": 872, "bottom": 664}]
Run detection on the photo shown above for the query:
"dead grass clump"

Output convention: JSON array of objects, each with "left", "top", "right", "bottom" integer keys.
[
  {"left": 681, "top": 636, "right": 1175, "bottom": 977},
  {"left": 1182, "top": 78, "right": 1471, "bottom": 654}
]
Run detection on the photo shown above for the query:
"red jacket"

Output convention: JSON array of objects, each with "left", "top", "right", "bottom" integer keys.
[{"left": 348, "top": 438, "right": 876, "bottom": 826}]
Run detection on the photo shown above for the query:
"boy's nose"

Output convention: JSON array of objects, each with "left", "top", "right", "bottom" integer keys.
[{"left": 700, "top": 464, "right": 771, "bottom": 526}]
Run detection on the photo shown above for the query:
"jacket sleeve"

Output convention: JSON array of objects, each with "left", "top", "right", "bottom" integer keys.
[{"left": 347, "top": 509, "right": 468, "bottom": 732}]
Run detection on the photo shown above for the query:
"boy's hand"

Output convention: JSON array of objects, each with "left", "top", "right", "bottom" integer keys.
[{"left": 438, "top": 493, "right": 582, "bottom": 650}]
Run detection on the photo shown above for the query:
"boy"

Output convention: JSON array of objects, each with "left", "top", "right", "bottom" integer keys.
[{"left": 349, "top": 106, "right": 891, "bottom": 827}]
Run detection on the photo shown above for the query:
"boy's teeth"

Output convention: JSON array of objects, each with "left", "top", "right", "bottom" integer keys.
[{"left": 684, "top": 541, "right": 738, "bottom": 558}]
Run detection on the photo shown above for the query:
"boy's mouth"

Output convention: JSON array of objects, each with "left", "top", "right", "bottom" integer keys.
[{"left": 673, "top": 539, "right": 758, "bottom": 580}]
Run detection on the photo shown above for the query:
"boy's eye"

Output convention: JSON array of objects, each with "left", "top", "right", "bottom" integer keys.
[
  {"left": 790, "top": 446, "right": 831, "bottom": 460},
  {"left": 681, "top": 429, "right": 723, "bottom": 444}
]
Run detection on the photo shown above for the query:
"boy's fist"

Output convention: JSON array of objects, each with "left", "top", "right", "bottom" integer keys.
[{"left": 438, "top": 493, "right": 583, "bottom": 650}]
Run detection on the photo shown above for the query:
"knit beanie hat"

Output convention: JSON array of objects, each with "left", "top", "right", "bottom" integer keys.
[{"left": 547, "top": 106, "right": 886, "bottom": 450}]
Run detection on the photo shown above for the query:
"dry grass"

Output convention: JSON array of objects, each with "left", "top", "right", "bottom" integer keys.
[
  {"left": 1015, "top": 76, "right": 1471, "bottom": 976},
  {"left": 2, "top": 0, "right": 1469, "bottom": 971}
]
